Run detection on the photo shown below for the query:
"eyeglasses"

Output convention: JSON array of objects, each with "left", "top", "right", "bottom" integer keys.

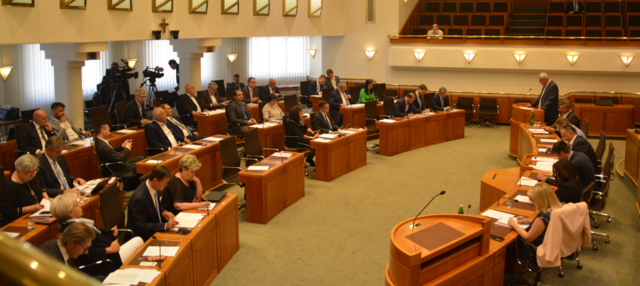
[
  {"left": 79, "top": 243, "right": 91, "bottom": 253},
  {"left": 24, "top": 168, "right": 39, "bottom": 175}
]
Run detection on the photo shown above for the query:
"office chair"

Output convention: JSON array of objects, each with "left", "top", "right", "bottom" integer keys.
[
  {"left": 594, "top": 131, "right": 607, "bottom": 173},
  {"left": 348, "top": 86, "right": 361, "bottom": 104},
  {"left": 89, "top": 105, "right": 112, "bottom": 133},
  {"left": 284, "top": 94, "right": 299, "bottom": 115},
  {"left": 99, "top": 182, "right": 134, "bottom": 245},
  {"left": 219, "top": 136, "right": 255, "bottom": 209},
  {"left": 93, "top": 148, "right": 125, "bottom": 193},
  {"left": 243, "top": 128, "right": 265, "bottom": 166},
  {"left": 282, "top": 118, "right": 311, "bottom": 176},
  {"left": 386, "top": 89, "right": 398, "bottom": 99},
  {"left": 321, "top": 88, "right": 332, "bottom": 104},
  {"left": 299, "top": 81, "right": 311, "bottom": 106},
  {"left": 591, "top": 142, "right": 614, "bottom": 232},
  {"left": 478, "top": 98, "right": 499, "bottom": 128},
  {"left": 383, "top": 98, "right": 394, "bottom": 116},
  {"left": 20, "top": 108, "right": 40, "bottom": 122},
  {"left": 581, "top": 182, "right": 600, "bottom": 250},
  {"left": 364, "top": 100, "right": 390, "bottom": 153},
  {"left": 113, "top": 101, "right": 130, "bottom": 131},
  {"left": 455, "top": 97, "right": 475, "bottom": 126},
  {"left": 424, "top": 93, "right": 435, "bottom": 110},
  {"left": 583, "top": 119, "right": 590, "bottom": 137}
]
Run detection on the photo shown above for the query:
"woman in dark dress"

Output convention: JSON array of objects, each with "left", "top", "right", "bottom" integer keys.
[
  {"left": 161, "top": 154, "right": 209, "bottom": 215},
  {"left": 0, "top": 154, "right": 46, "bottom": 226},
  {"left": 285, "top": 106, "right": 319, "bottom": 166},
  {"left": 551, "top": 159, "right": 583, "bottom": 204}
]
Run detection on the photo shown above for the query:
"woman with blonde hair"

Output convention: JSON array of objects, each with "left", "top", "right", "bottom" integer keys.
[{"left": 161, "top": 154, "right": 210, "bottom": 215}]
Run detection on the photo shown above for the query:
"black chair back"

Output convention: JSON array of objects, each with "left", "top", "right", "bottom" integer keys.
[
  {"left": 99, "top": 183, "right": 125, "bottom": 229},
  {"left": 595, "top": 131, "right": 607, "bottom": 165},
  {"left": 583, "top": 119, "right": 590, "bottom": 137},
  {"left": 10, "top": 122, "right": 27, "bottom": 141},
  {"left": 456, "top": 97, "right": 475, "bottom": 114},
  {"left": 581, "top": 182, "right": 595, "bottom": 204},
  {"left": 479, "top": 98, "right": 498, "bottom": 113},
  {"left": 364, "top": 101, "right": 380, "bottom": 131},
  {"left": 321, "top": 88, "right": 332, "bottom": 103},
  {"left": 309, "top": 112, "right": 317, "bottom": 131},
  {"left": 226, "top": 86, "right": 238, "bottom": 99},
  {"left": 243, "top": 128, "right": 263, "bottom": 161},
  {"left": 574, "top": 98, "right": 593, "bottom": 104},
  {"left": 349, "top": 87, "right": 360, "bottom": 104},
  {"left": 90, "top": 105, "right": 112, "bottom": 132},
  {"left": 213, "top": 80, "right": 226, "bottom": 99},
  {"left": 300, "top": 81, "right": 311, "bottom": 96},
  {"left": 383, "top": 98, "right": 394, "bottom": 116},
  {"left": 284, "top": 94, "right": 299, "bottom": 115},
  {"left": 155, "top": 90, "right": 171, "bottom": 105},
  {"left": 20, "top": 108, "right": 40, "bottom": 122},
  {"left": 84, "top": 100, "right": 94, "bottom": 109},
  {"left": 386, "top": 89, "right": 398, "bottom": 99},
  {"left": 220, "top": 137, "right": 241, "bottom": 182},
  {"left": 424, "top": 93, "right": 435, "bottom": 109},
  {"left": 115, "top": 101, "right": 127, "bottom": 126}
]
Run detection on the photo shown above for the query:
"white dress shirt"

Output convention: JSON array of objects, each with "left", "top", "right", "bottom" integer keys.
[
  {"left": 157, "top": 121, "right": 178, "bottom": 147},
  {"left": 209, "top": 91, "right": 218, "bottom": 104},
  {"left": 330, "top": 77, "right": 337, "bottom": 89},
  {"left": 569, "top": 135, "right": 577, "bottom": 149},
  {"left": 146, "top": 180, "right": 164, "bottom": 225},
  {"left": 340, "top": 90, "right": 349, "bottom": 106},
  {"left": 168, "top": 117, "right": 190, "bottom": 138},
  {"left": 34, "top": 122, "right": 48, "bottom": 152},
  {"left": 57, "top": 240, "right": 71, "bottom": 266},
  {"left": 188, "top": 94, "right": 201, "bottom": 113},
  {"left": 52, "top": 118, "right": 80, "bottom": 142}
]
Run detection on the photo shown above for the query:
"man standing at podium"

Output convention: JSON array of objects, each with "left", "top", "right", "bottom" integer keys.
[{"left": 527, "top": 72, "right": 559, "bottom": 126}]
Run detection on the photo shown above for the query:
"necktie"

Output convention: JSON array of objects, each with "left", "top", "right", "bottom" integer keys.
[
  {"left": 418, "top": 95, "right": 422, "bottom": 109},
  {"left": 325, "top": 114, "right": 333, "bottom": 131},
  {"left": 341, "top": 92, "right": 350, "bottom": 106},
  {"left": 39, "top": 126, "right": 47, "bottom": 142},
  {"left": 171, "top": 118, "right": 192, "bottom": 136},
  {"left": 154, "top": 192, "right": 161, "bottom": 221},
  {"left": 54, "top": 161, "right": 70, "bottom": 190}
]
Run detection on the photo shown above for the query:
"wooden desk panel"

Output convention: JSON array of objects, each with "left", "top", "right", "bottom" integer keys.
[
  {"left": 194, "top": 113, "right": 227, "bottom": 137},
  {"left": 377, "top": 119, "right": 410, "bottom": 157},
  {"left": 573, "top": 103, "right": 634, "bottom": 137},
  {"left": 408, "top": 116, "right": 428, "bottom": 151},
  {"left": 310, "top": 129, "right": 367, "bottom": 181},
  {"left": 346, "top": 129, "right": 368, "bottom": 172},
  {"left": 427, "top": 114, "right": 447, "bottom": 145},
  {"left": 215, "top": 194, "right": 240, "bottom": 272},
  {"left": 445, "top": 110, "right": 466, "bottom": 141},
  {"left": 509, "top": 104, "right": 545, "bottom": 157},
  {"left": 479, "top": 167, "right": 521, "bottom": 213},
  {"left": 624, "top": 129, "right": 640, "bottom": 186},
  {"left": 249, "top": 124, "right": 284, "bottom": 157}
]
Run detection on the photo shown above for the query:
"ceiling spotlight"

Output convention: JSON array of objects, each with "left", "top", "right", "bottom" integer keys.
[
  {"left": 414, "top": 52, "right": 426, "bottom": 62},
  {"left": 365, "top": 50, "right": 376, "bottom": 61},
  {"left": 566, "top": 54, "right": 579, "bottom": 66},
  {"left": 463, "top": 53, "right": 475, "bottom": 64},
  {"left": 514, "top": 54, "right": 526, "bottom": 65},
  {"left": 621, "top": 56, "right": 634, "bottom": 67},
  {"left": 227, "top": 54, "right": 238, "bottom": 63}
]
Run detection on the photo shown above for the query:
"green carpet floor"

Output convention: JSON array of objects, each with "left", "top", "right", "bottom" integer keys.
[{"left": 211, "top": 125, "right": 640, "bottom": 286}]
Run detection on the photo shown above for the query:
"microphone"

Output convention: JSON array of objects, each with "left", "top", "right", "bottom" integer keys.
[
  {"left": 151, "top": 235, "right": 162, "bottom": 269},
  {"left": 204, "top": 197, "right": 210, "bottom": 217},
  {"left": 78, "top": 259, "right": 112, "bottom": 270},
  {"left": 520, "top": 88, "right": 532, "bottom": 105},
  {"left": 263, "top": 146, "right": 284, "bottom": 163},
  {"left": 466, "top": 204, "right": 471, "bottom": 215},
  {"left": 497, "top": 197, "right": 520, "bottom": 206},
  {"left": 410, "top": 190, "right": 446, "bottom": 230}
]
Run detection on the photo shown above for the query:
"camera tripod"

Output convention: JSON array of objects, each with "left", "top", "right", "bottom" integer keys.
[{"left": 140, "top": 78, "right": 160, "bottom": 118}]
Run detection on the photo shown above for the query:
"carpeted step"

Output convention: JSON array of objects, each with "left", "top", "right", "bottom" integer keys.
[
  {"left": 510, "top": 19, "right": 547, "bottom": 27},
  {"left": 509, "top": 27, "right": 546, "bottom": 35},
  {"left": 513, "top": 8, "right": 548, "bottom": 14}
]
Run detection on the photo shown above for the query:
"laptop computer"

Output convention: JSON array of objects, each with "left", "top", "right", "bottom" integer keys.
[
  {"left": 594, "top": 99, "right": 614, "bottom": 106},
  {"left": 203, "top": 191, "right": 227, "bottom": 202}
]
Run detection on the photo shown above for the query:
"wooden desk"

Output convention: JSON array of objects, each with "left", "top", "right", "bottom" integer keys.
[
  {"left": 310, "top": 129, "right": 367, "bottom": 182},
  {"left": 122, "top": 237, "right": 194, "bottom": 286},
  {"left": 624, "top": 129, "right": 640, "bottom": 186},
  {"left": 340, "top": 103, "right": 385, "bottom": 129},
  {"left": 238, "top": 153, "right": 305, "bottom": 224},
  {"left": 193, "top": 112, "right": 227, "bottom": 137},
  {"left": 509, "top": 104, "right": 545, "bottom": 158},
  {"left": 310, "top": 95, "right": 322, "bottom": 112},
  {"left": 573, "top": 103, "right": 634, "bottom": 137}
]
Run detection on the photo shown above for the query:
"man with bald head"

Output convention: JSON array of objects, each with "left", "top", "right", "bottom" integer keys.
[
  {"left": 18, "top": 109, "right": 56, "bottom": 155},
  {"left": 527, "top": 72, "right": 559, "bottom": 126},
  {"left": 146, "top": 107, "right": 187, "bottom": 151},
  {"left": 260, "top": 78, "right": 282, "bottom": 102},
  {"left": 178, "top": 83, "right": 209, "bottom": 126}
]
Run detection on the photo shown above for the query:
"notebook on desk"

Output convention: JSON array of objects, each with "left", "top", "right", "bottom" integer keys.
[{"left": 203, "top": 191, "right": 227, "bottom": 202}]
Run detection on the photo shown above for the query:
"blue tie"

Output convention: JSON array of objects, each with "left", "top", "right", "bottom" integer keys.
[
  {"left": 325, "top": 113, "right": 333, "bottom": 131},
  {"left": 54, "top": 161, "right": 70, "bottom": 190}
]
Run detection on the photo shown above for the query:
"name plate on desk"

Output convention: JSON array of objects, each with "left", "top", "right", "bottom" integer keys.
[{"left": 405, "top": 222, "right": 466, "bottom": 251}]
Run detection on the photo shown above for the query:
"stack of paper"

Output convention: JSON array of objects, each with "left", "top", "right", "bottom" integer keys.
[
  {"left": 379, "top": 119, "right": 396, "bottom": 123},
  {"left": 538, "top": 147, "right": 550, "bottom": 153},
  {"left": 514, "top": 195, "right": 534, "bottom": 204},
  {"left": 529, "top": 129, "right": 548, "bottom": 134},
  {"left": 340, "top": 130, "right": 357, "bottom": 134},
  {"left": 481, "top": 209, "right": 514, "bottom": 220},
  {"left": 103, "top": 268, "right": 162, "bottom": 285},
  {"left": 30, "top": 199, "right": 51, "bottom": 218},
  {"left": 248, "top": 166, "right": 269, "bottom": 171},
  {"left": 539, "top": 138, "right": 557, "bottom": 143},
  {"left": 202, "top": 137, "right": 223, "bottom": 142},
  {"left": 319, "top": 134, "right": 339, "bottom": 140},
  {"left": 271, "top": 152, "right": 292, "bottom": 158},
  {"left": 532, "top": 157, "right": 557, "bottom": 162},
  {"left": 197, "top": 203, "right": 217, "bottom": 211},
  {"left": 145, "top": 160, "right": 163, "bottom": 164},
  {"left": 481, "top": 210, "right": 530, "bottom": 230},
  {"left": 1, "top": 232, "right": 19, "bottom": 238},
  {"left": 173, "top": 212, "right": 205, "bottom": 229},
  {"left": 533, "top": 164, "right": 553, "bottom": 172},
  {"left": 517, "top": 177, "right": 538, "bottom": 187},
  {"left": 143, "top": 246, "right": 179, "bottom": 257},
  {"left": 263, "top": 123, "right": 279, "bottom": 127},
  {"left": 494, "top": 216, "right": 530, "bottom": 229},
  {"left": 75, "top": 178, "right": 106, "bottom": 192},
  {"left": 181, "top": 144, "right": 202, "bottom": 150}
]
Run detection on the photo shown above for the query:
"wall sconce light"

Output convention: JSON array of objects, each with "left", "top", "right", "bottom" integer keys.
[
  {"left": 621, "top": 56, "right": 634, "bottom": 67},
  {"left": 365, "top": 50, "right": 376, "bottom": 61},
  {"left": 513, "top": 54, "right": 526, "bottom": 65},
  {"left": 414, "top": 52, "right": 426, "bottom": 62},
  {"left": 152, "top": 30, "right": 162, "bottom": 40},
  {"left": 0, "top": 66, "right": 13, "bottom": 81},
  {"left": 127, "top": 59, "right": 137, "bottom": 69},
  {"left": 463, "top": 53, "right": 475, "bottom": 63},
  {"left": 227, "top": 54, "right": 238, "bottom": 63},
  {"left": 566, "top": 54, "right": 579, "bottom": 66},
  {"left": 170, "top": 30, "right": 180, "bottom": 40},
  {"left": 308, "top": 49, "right": 317, "bottom": 58}
]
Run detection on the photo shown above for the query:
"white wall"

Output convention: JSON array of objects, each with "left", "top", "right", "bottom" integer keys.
[{"left": 309, "top": 36, "right": 323, "bottom": 76}]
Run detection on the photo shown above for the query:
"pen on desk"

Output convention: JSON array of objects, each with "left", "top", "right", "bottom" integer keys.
[{"left": 492, "top": 174, "right": 497, "bottom": 179}]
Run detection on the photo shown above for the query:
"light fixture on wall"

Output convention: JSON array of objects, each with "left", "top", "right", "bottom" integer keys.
[
  {"left": 404, "top": 0, "right": 408, "bottom": 4},
  {"left": 365, "top": 50, "right": 376, "bottom": 61},
  {"left": 0, "top": 66, "right": 13, "bottom": 81},
  {"left": 308, "top": 49, "right": 317, "bottom": 58},
  {"left": 513, "top": 54, "right": 526, "bottom": 65},
  {"left": 463, "top": 53, "right": 475, "bottom": 64},
  {"left": 170, "top": 30, "right": 180, "bottom": 40},
  {"left": 127, "top": 59, "right": 137, "bottom": 69},
  {"left": 414, "top": 52, "right": 426, "bottom": 62},
  {"left": 227, "top": 54, "right": 238, "bottom": 63},
  {"left": 621, "top": 56, "right": 634, "bottom": 67},
  {"left": 566, "top": 54, "right": 579, "bottom": 66}
]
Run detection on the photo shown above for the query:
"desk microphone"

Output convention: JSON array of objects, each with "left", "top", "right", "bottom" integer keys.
[
  {"left": 520, "top": 88, "right": 532, "bottom": 104},
  {"left": 263, "top": 145, "right": 284, "bottom": 163},
  {"left": 151, "top": 235, "right": 162, "bottom": 269},
  {"left": 410, "top": 190, "right": 446, "bottom": 230},
  {"left": 497, "top": 197, "right": 520, "bottom": 206},
  {"left": 466, "top": 204, "right": 471, "bottom": 215},
  {"left": 204, "top": 197, "right": 210, "bottom": 217}
]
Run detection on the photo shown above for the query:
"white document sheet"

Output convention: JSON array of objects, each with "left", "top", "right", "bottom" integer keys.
[
  {"left": 481, "top": 210, "right": 514, "bottom": 220},
  {"left": 1, "top": 232, "right": 19, "bottom": 238},
  {"left": 248, "top": 166, "right": 269, "bottom": 171},
  {"left": 515, "top": 195, "right": 534, "bottom": 204},
  {"left": 114, "top": 129, "right": 136, "bottom": 134},
  {"left": 142, "top": 246, "right": 179, "bottom": 257},
  {"left": 540, "top": 139, "right": 557, "bottom": 143},
  {"left": 379, "top": 119, "right": 396, "bottom": 123},
  {"left": 202, "top": 137, "right": 223, "bottom": 142},
  {"left": 181, "top": 144, "right": 202, "bottom": 150},
  {"left": 145, "top": 160, "right": 163, "bottom": 164},
  {"left": 518, "top": 177, "right": 538, "bottom": 187}
]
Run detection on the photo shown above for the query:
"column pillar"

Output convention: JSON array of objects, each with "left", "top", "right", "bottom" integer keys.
[{"left": 170, "top": 38, "right": 221, "bottom": 91}]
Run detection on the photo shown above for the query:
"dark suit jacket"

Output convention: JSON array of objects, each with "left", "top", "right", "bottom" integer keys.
[
  {"left": 39, "top": 239, "right": 76, "bottom": 267},
  {"left": 124, "top": 99, "right": 148, "bottom": 127},
  {"left": 307, "top": 81, "right": 323, "bottom": 96},
  {"left": 322, "top": 76, "right": 341, "bottom": 90},
  {"left": 565, "top": 111, "right": 580, "bottom": 127},
  {"left": 329, "top": 89, "right": 349, "bottom": 119},
  {"left": 37, "top": 154, "right": 76, "bottom": 193},
  {"left": 242, "top": 86, "right": 260, "bottom": 103},
  {"left": 284, "top": 118, "right": 310, "bottom": 149},
  {"left": 532, "top": 80, "right": 559, "bottom": 124},
  {"left": 177, "top": 94, "right": 203, "bottom": 125},
  {"left": 227, "top": 82, "right": 246, "bottom": 89},
  {"left": 566, "top": 1, "right": 585, "bottom": 13},
  {"left": 17, "top": 122, "right": 55, "bottom": 154},
  {"left": 390, "top": 98, "right": 417, "bottom": 118},
  {"left": 126, "top": 182, "right": 167, "bottom": 242},
  {"left": 412, "top": 93, "right": 426, "bottom": 111},
  {"left": 260, "top": 85, "right": 281, "bottom": 102},
  {"left": 145, "top": 121, "right": 185, "bottom": 151},
  {"left": 546, "top": 151, "right": 597, "bottom": 193},
  {"left": 430, "top": 93, "right": 451, "bottom": 111},
  {"left": 197, "top": 90, "right": 224, "bottom": 110},
  {"left": 59, "top": 220, "right": 122, "bottom": 276},
  {"left": 572, "top": 135, "right": 598, "bottom": 172},
  {"left": 94, "top": 138, "right": 134, "bottom": 177},
  {"left": 313, "top": 112, "right": 339, "bottom": 134},
  {"left": 556, "top": 180, "right": 583, "bottom": 204},
  {"left": 225, "top": 100, "right": 254, "bottom": 135}
]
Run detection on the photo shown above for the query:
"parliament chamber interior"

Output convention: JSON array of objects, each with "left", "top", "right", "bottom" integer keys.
[{"left": 0, "top": 0, "right": 639, "bottom": 285}]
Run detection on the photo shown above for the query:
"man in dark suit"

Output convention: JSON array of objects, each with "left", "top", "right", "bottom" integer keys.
[
  {"left": 242, "top": 77, "right": 261, "bottom": 104},
  {"left": 323, "top": 69, "right": 341, "bottom": 91},
  {"left": 94, "top": 123, "right": 143, "bottom": 182},
  {"left": 178, "top": 83, "right": 208, "bottom": 126},
  {"left": 307, "top": 75, "right": 326, "bottom": 96},
  {"left": 413, "top": 84, "right": 428, "bottom": 111},
  {"left": 17, "top": 109, "right": 56, "bottom": 155},
  {"left": 566, "top": 1, "right": 585, "bottom": 14},
  {"left": 313, "top": 100, "right": 340, "bottom": 134},
  {"left": 146, "top": 107, "right": 187, "bottom": 151},
  {"left": 227, "top": 74, "right": 246, "bottom": 89},
  {"left": 38, "top": 136, "right": 84, "bottom": 195},
  {"left": 559, "top": 99, "right": 580, "bottom": 127},
  {"left": 329, "top": 83, "right": 352, "bottom": 127},
  {"left": 126, "top": 165, "right": 177, "bottom": 242},
  {"left": 226, "top": 89, "right": 257, "bottom": 135},
  {"left": 390, "top": 93, "right": 417, "bottom": 118},
  {"left": 561, "top": 125, "right": 598, "bottom": 172},
  {"left": 39, "top": 222, "right": 95, "bottom": 268},
  {"left": 124, "top": 88, "right": 151, "bottom": 127},
  {"left": 539, "top": 141, "right": 598, "bottom": 193},
  {"left": 260, "top": 78, "right": 282, "bottom": 102},
  {"left": 544, "top": 117, "right": 586, "bottom": 139},
  {"left": 168, "top": 59, "right": 180, "bottom": 92},
  {"left": 430, "top": 87, "right": 452, "bottom": 111},
  {"left": 161, "top": 104, "right": 206, "bottom": 142},
  {"left": 527, "top": 72, "right": 559, "bottom": 126},
  {"left": 197, "top": 82, "right": 224, "bottom": 110}
]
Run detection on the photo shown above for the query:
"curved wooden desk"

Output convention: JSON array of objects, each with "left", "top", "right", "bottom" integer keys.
[
  {"left": 509, "top": 103, "right": 545, "bottom": 158},
  {"left": 385, "top": 214, "right": 493, "bottom": 286}
]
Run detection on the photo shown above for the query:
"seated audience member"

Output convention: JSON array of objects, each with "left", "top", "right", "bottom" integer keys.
[
  {"left": 262, "top": 94, "right": 285, "bottom": 121},
  {"left": 538, "top": 141, "right": 598, "bottom": 194},
  {"left": 39, "top": 222, "right": 95, "bottom": 269},
  {"left": 549, "top": 159, "right": 583, "bottom": 204},
  {"left": 329, "top": 82, "right": 351, "bottom": 127},
  {"left": 507, "top": 183, "right": 562, "bottom": 272},
  {"left": 558, "top": 99, "right": 580, "bottom": 127},
  {"left": 430, "top": 87, "right": 452, "bottom": 111},
  {"left": 146, "top": 107, "right": 187, "bottom": 151},
  {"left": 228, "top": 74, "right": 246, "bottom": 89},
  {"left": 413, "top": 84, "right": 428, "bottom": 111},
  {"left": 390, "top": 93, "right": 417, "bottom": 118},
  {"left": 307, "top": 75, "right": 326, "bottom": 96},
  {"left": 198, "top": 82, "right": 224, "bottom": 110},
  {"left": 50, "top": 193, "right": 144, "bottom": 277},
  {"left": 126, "top": 165, "right": 177, "bottom": 242},
  {"left": 427, "top": 23, "right": 444, "bottom": 39},
  {"left": 226, "top": 89, "right": 257, "bottom": 135},
  {"left": 242, "top": 77, "right": 261, "bottom": 104},
  {"left": 561, "top": 125, "right": 598, "bottom": 172},
  {"left": 38, "top": 136, "right": 84, "bottom": 195},
  {"left": 358, "top": 79, "right": 376, "bottom": 103},
  {"left": 124, "top": 88, "right": 151, "bottom": 127},
  {"left": 0, "top": 154, "right": 52, "bottom": 226},
  {"left": 313, "top": 100, "right": 340, "bottom": 134},
  {"left": 17, "top": 109, "right": 55, "bottom": 155},
  {"left": 323, "top": 69, "right": 344, "bottom": 92},
  {"left": 94, "top": 123, "right": 144, "bottom": 188},
  {"left": 260, "top": 78, "right": 282, "bottom": 102},
  {"left": 566, "top": 1, "right": 585, "bottom": 14},
  {"left": 161, "top": 104, "right": 206, "bottom": 142},
  {"left": 285, "top": 106, "right": 319, "bottom": 167},
  {"left": 178, "top": 83, "right": 208, "bottom": 126},
  {"left": 543, "top": 117, "right": 586, "bottom": 139},
  {"left": 161, "top": 155, "right": 209, "bottom": 216},
  {"left": 49, "top": 102, "right": 91, "bottom": 143}
]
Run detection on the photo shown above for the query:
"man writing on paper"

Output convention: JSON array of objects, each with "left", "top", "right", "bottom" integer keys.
[
  {"left": 413, "top": 84, "right": 428, "bottom": 111},
  {"left": 390, "top": 93, "right": 417, "bottom": 118},
  {"left": 313, "top": 100, "right": 340, "bottom": 134},
  {"left": 307, "top": 75, "right": 326, "bottom": 96},
  {"left": 430, "top": 87, "right": 452, "bottom": 112},
  {"left": 543, "top": 117, "right": 585, "bottom": 139},
  {"left": 537, "top": 141, "right": 597, "bottom": 194}
]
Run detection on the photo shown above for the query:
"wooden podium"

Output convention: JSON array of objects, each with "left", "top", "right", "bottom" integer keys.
[
  {"left": 509, "top": 104, "right": 545, "bottom": 158},
  {"left": 385, "top": 214, "right": 493, "bottom": 286}
]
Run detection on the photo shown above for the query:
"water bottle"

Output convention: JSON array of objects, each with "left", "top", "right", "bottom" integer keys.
[
  {"left": 458, "top": 204, "right": 464, "bottom": 214},
  {"left": 529, "top": 111, "right": 534, "bottom": 126}
]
